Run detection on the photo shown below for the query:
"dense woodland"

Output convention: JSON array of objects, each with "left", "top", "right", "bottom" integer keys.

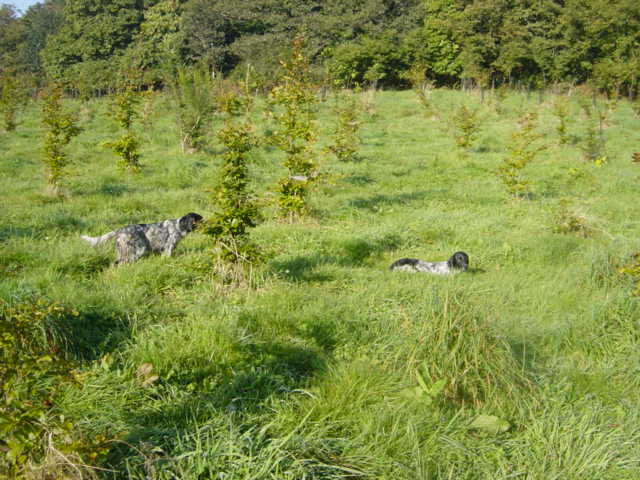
[{"left": 1, "top": 0, "right": 640, "bottom": 94}]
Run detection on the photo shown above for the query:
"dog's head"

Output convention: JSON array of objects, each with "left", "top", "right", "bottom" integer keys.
[
  {"left": 179, "top": 212, "right": 204, "bottom": 233},
  {"left": 447, "top": 251, "right": 469, "bottom": 272}
]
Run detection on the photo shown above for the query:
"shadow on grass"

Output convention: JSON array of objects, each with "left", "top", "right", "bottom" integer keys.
[
  {"left": 343, "top": 173, "right": 375, "bottom": 186},
  {"left": 348, "top": 191, "right": 428, "bottom": 211},
  {"left": 270, "top": 233, "right": 405, "bottom": 282},
  {"left": 107, "top": 340, "right": 327, "bottom": 472},
  {"left": 0, "top": 225, "right": 42, "bottom": 241}
]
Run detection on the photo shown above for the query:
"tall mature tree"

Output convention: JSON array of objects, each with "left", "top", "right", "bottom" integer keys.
[
  {"left": 42, "top": 0, "right": 145, "bottom": 88},
  {"left": 18, "top": 0, "right": 64, "bottom": 75},
  {"left": 0, "top": 4, "right": 24, "bottom": 74},
  {"left": 122, "top": 0, "right": 184, "bottom": 82}
]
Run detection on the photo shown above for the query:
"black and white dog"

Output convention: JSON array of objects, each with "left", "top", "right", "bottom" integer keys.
[
  {"left": 390, "top": 251, "right": 469, "bottom": 275},
  {"left": 81, "top": 212, "right": 203, "bottom": 264}
]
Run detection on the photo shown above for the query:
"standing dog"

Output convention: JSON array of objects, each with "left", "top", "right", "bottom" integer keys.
[
  {"left": 390, "top": 251, "right": 469, "bottom": 274},
  {"left": 81, "top": 213, "right": 203, "bottom": 264}
]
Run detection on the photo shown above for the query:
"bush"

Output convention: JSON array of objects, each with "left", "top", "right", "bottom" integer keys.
[
  {"left": 167, "top": 65, "right": 218, "bottom": 153},
  {"left": 451, "top": 103, "right": 481, "bottom": 150},
  {"left": 204, "top": 88, "right": 260, "bottom": 263},
  {"left": 0, "top": 298, "right": 108, "bottom": 478},
  {"left": 325, "top": 89, "right": 362, "bottom": 162},
  {"left": 268, "top": 36, "right": 319, "bottom": 218},
  {"left": 497, "top": 112, "right": 545, "bottom": 198},
  {"left": 41, "top": 84, "right": 82, "bottom": 195},
  {"left": 326, "top": 32, "right": 411, "bottom": 89},
  {"left": 0, "top": 75, "right": 28, "bottom": 132},
  {"left": 104, "top": 83, "right": 143, "bottom": 172}
]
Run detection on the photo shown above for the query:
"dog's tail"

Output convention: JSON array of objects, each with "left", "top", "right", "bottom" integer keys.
[{"left": 81, "top": 231, "right": 116, "bottom": 247}]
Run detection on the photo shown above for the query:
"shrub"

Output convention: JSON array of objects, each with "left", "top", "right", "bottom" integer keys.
[
  {"left": 579, "top": 99, "right": 606, "bottom": 163},
  {"left": 325, "top": 89, "right": 362, "bottom": 162},
  {"left": 451, "top": 103, "right": 480, "bottom": 150},
  {"left": 268, "top": 36, "right": 319, "bottom": 218},
  {"left": 551, "top": 96, "right": 571, "bottom": 145},
  {"left": 203, "top": 88, "right": 259, "bottom": 263},
  {"left": 620, "top": 254, "right": 640, "bottom": 296},
  {"left": 104, "top": 84, "right": 143, "bottom": 172},
  {"left": 0, "top": 298, "right": 109, "bottom": 478},
  {"left": 167, "top": 65, "right": 218, "bottom": 153},
  {"left": 497, "top": 112, "right": 545, "bottom": 198},
  {"left": 41, "top": 84, "right": 82, "bottom": 195},
  {"left": 551, "top": 199, "right": 596, "bottom": 237},
  {"left": 0, "top": 75, "right": 28, "bottom": 132}
]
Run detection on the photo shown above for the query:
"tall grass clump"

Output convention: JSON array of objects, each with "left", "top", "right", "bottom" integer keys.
[
  {"left": 268, "top": 36, "right": 319, "bottom": 218},
  {"left": 409, "top": 294, "right": 534, "bottom": 413},
  {"left": 168, "top": 65, "right": 217, "bottom": 153},
  {"left": 203, "top": 86, "right": 260, "bottom": 264},
  {"left": 325, "top": 89, "right": 362, "bottom": 162},
  {"left": 41, "top": 84, "right": 82, "bottom": 195},
  {"left": 498, "top": 112, "right": 545, "bottom": 198},
  {"left": 104, "top": 83, "right": 143, "bottom": 172}
]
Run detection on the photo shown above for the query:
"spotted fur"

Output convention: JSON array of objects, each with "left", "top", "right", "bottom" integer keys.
[
  {"left": 81, "top": 213, "right": 203, "bottom": 264},
  {"left": 390, "top": 251, "right": 469, "bottom": 275}
]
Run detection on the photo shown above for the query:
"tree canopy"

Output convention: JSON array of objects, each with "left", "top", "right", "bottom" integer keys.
[{"left": 0, "top": 0, "right": 638, "bottom": 94}]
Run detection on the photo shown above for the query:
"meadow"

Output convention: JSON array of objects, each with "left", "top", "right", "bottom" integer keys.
[{"left": 1, "top": 86, "right": 640, "bottom": 479}]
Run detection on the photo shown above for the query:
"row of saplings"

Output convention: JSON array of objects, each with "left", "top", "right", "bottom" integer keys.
[
  {"left": 3, "top": 43, "right": 640, "bottom": 479},
  {"left": 3, "top": 37, "right": 366, "bottom": 267},
  {"left": 3, "top": 40, "right": 632, "bottom": 268}
]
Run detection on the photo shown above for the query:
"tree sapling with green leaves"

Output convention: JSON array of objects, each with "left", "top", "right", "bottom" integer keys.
[
  {"left": 451, "top": 103, "right": 480, "bottom": 150},
  {"left": 41, "top": 84, "right": 82, "bottom": 195},
  {"left": 203, "top": 88, "right": 259, "bottom": 263},
  {"left": 268, "top": 35, "right": 319, "bottom": 218},
  {"left": 168, "top": 65, "right": 217, "bottom": 153},
  {"left": 104, "top": 83, "right": 142, "bottom": 172},
  {"left": 552, "top": 96, "right": 571, "bottom": 145},
  {"left": 498, "top": 112, "right": 545, "bottom": 198},
  {"left": 0, "top": 75, "right": 27, "bottom": 132},
  {"left": 326, "top": 89, "right": 362, "bottom": 162}
]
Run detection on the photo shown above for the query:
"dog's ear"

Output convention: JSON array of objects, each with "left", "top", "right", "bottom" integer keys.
[{"left": 179, "top": 213, "right": 203, "bottom": 232}]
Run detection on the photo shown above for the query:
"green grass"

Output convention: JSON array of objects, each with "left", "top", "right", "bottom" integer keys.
[{"left": 1, "top": 87, "right": 640, "bottom": 479}]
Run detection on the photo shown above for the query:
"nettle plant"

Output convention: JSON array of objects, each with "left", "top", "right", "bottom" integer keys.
[
  {"left": 203, "top": 88, "right": 260, "bottom": 263},
  {"left": 326, "top": 89, "right": 362, "bottom": 162},
  {"left": 105, "top": 83, "right": 142, "bottom": 172},
  {"left": 498, "top": 112, "right": 545, "bottom": 198},
  {"left": 41, "top": 85, "right": 82, "bottom": 195},
  {"left": 268, "top": 36, "right": 319, "bottom": 218}
]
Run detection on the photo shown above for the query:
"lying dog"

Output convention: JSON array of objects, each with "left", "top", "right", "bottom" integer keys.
[
  {"left": 81, "top": 212, "right": 203, "bottom": 264},
  {"left": 390, "top": 251, "right": 469, "bottom": 274}
]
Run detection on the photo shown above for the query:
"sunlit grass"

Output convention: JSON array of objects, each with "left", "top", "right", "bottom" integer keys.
[{"left": 1, "top": 87, "right": 639, "bottom": 478}]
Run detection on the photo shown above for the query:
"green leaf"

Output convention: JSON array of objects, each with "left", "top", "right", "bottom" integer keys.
[{"left": 469, "top": 414, "right": 510, "bottom": 435}]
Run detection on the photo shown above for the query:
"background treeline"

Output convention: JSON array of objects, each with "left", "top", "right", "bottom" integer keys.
[{"left": 1, "top": 0, "right": 640, "bottom": 94}]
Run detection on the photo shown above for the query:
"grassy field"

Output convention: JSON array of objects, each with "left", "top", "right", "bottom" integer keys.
[{"left": 2, "top": 87, "right": 640, "bottom": 479}]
